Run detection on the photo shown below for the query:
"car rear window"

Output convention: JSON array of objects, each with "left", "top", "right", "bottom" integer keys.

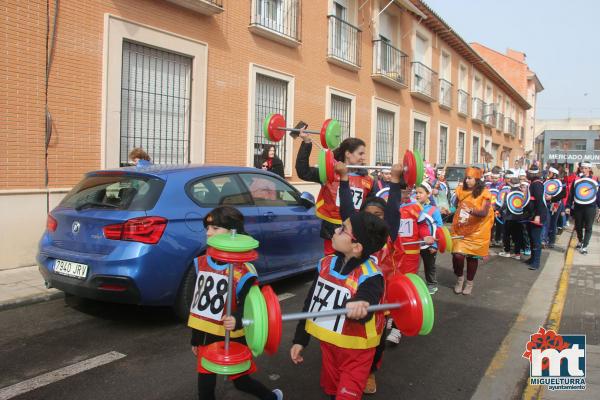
[
  {"left": 446, "top": 168, "right": 465, "bottom": 182},
  {"left": 60, "top": 174, "right": 165, "bottom": 211}
]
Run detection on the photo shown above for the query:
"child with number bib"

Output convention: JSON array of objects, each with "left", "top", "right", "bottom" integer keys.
[
  {"left": 189, "top": 206, "right": 282, "bottom": 400},
  {"left": 295, "top": 131, "right": 375, "bottom": 255},
  {"left": 290, "top": 212, "right": 389, "bottom": 400},
  {"left": 384, "top": 164, "right": 436, "bottom": 276}
]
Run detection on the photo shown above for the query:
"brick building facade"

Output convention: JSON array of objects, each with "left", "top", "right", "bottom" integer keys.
[{"left": 0, "top": 0, "right": 530, "bottom": 268}]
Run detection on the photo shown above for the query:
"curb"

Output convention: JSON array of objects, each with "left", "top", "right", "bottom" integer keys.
[
  {"left": 521, "top": 233, "right": 577, "bottom": 400},
  {"left": 471, "top": 229, "right": 575, "bottom": 400},
  {"left": 0, "top": 291, "right": 63, "bottom": 312}
]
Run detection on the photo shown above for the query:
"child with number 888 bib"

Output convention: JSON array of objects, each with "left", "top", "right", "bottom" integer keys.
[
  {"left": 189, "top": 206, "right": 282, "bottom": 400},
  {"left": 290, "top": 212, "right": 389, "bottom": 399}
]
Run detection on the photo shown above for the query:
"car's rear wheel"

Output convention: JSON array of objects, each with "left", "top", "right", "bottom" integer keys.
[{"left": 173, "top": 263, "right": 196, "bottom": 322}]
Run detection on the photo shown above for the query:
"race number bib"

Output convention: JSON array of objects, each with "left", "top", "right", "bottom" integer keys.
[
  {"left": 398, "top": 219, "right": 414, "bottom": 238},
  {"left": 190, "top": 271, "right": 229, "bottom": 321},
  {"left": 335, "top": 187, "right": 365, "bottom": 210},
  {"left": 458, "top": 208, "right": 470, "bottom": 224},
  {"left": 308, "top": 276, "right": 351, "bottom": 334}
]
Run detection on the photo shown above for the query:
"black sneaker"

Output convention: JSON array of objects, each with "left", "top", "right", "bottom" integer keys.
[
  {"left": 576, "top": 242, "right": 583, "bottom": 249},
  {"left": 581, "top": 247, "right": 588, "bottom": 255},
  {"left": 528, "top": 265, "right": 539, "bottom": 270}
]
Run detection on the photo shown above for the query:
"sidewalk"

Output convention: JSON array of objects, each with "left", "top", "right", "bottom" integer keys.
[
  {"left": 537, "top": 229, "right": 600, "bottom": 399},
  {"left": 0, "top": 265, "right": 61, "bottom": 310}
]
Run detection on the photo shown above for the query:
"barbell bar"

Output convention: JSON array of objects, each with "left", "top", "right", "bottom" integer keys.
[
  {"left": 402, "top": 236, "right": 463, "bottom": 246},
  {"left": 263, "top": 114, "right": 342, "bottom": 150}
]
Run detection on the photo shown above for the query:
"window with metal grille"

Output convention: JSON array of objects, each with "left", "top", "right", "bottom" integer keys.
[
  {"left": 254, "top": 74, "right": 288, "bottom": 169},
  {"left": 472, "top": 136, "right": 479, "bottom": 163},
  {"left": 331, "top": 94, "right": 352, "bottom": 140},
  {"left": 120, "top": 41, "right": 192, "bottom": 166},
  {"left": 375, "top": 108, "right": 394, "bottom": 166},
  {"left": 457, "top": 131, "right": 465, "bottom": 164},
  {"left": 413, "top": 119, "right": 426, "bottom": 157},
  {"left": 439, "top": 126, "right": 448, "bottom": 165}
]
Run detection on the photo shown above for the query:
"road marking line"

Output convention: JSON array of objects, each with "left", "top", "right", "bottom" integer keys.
[
  {"left": 0, "top": 351, "right": 126, "bottom": 400},
  {"left": 277, "top": 293, "right": 295, "bottom": 301}
]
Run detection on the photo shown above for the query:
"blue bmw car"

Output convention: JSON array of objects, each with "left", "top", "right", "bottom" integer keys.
[{"left": 37, "top": 165, "right": 322, "bottom": 319}]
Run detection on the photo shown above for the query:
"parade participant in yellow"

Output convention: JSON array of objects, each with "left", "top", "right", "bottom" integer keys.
[{"left": 450, "top": 166, "right": 494, "bottom": 295}]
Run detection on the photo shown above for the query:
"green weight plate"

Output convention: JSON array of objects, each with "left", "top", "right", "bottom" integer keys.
[
  {"left": 243, "top": 285, "right": 268, "bottom": 357},
  {"left": 263, "top": 114, "right": 273, "bottom": 141},
  {"left": 201, "top": 358, "right": 251, "bottom": 375},
  {"left": 414, "top": 150, "right": 424, "bottom": 185},
  {"left": 207, "top": 233, "right": 259, "bottom": 253},
  {"left": 321, "top": 119, "right": 342, "bottom": 150},
  {"left": 318, "top": 149, "right": 328, "bottom": 185},
  {"left": 405, "top": 273, "right": 434, "bottom": 335}
]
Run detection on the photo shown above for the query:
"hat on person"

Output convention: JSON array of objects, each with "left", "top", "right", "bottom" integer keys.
[
  {"left": 484, "top": 171, "right": 492, "bottom": 177},
  {"left": 419, "top": 181, "right": 433, "bottom": 193},
  {"left": 548, "top": 167, "right": 559, "bottom": 175},
  {"left": 581, "top": 162, "right": 593, "bottom": 168},
  {"left": 504, "top": 170, "right": 515, "bottom": 178}
]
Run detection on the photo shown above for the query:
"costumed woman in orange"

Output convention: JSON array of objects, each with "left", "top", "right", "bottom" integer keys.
[{"left": 450, "top": 166, "right": 494, "bottom": 295}]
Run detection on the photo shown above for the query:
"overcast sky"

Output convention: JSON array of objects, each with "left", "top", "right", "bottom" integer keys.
[{"left": 424, "top": 0, "right": 600, "bottom": 120}]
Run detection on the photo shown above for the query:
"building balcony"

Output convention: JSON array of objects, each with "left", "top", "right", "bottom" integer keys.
[
  {"left": 458, "top": 89, "right": 469, "bottom": 116},
  {"left": 371, "top": 40, "right": 408, "bottom": 89},
  {"left": 249, "top": 0, "right": 301, "bottom": 47},
  {"left": 439, "top": 79, "right": 452, "bottom": 109},
  {"left": 483, "top": 103, "right": 496, "bottom": 127},
  {"left": 165, "top": 0, "right": 223, "bottom": 15},
  {"left": 410, "top": 62, "right": 437, "bottom": 102},
  {"left": 471, "top": 97, "right": 484, "bottom": 123},
  {"left": 504, "top": 118, "right": 516, "bottom": 137},
  {"left": 496, "top": 112, "right": 504, "bottom": 131},
  {"left": 327, "top": 15, "right": 361, "bottom": 71}
]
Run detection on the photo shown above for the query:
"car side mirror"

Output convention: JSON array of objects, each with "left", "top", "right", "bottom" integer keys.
[{"left": 299, "top": 191, "right": 315, "bottom": 208}]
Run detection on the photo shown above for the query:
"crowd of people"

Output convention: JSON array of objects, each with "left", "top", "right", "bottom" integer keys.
[{"left": 129, "top": 137, "right": 599, "bottom": 399}]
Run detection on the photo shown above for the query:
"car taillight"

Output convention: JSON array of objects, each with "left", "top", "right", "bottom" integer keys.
[
  {"left": 47, "top": 214, "right": 57, "bottom": 232},
  {"left": 103, "top": 217, "right": 168, "bottom": 244}
]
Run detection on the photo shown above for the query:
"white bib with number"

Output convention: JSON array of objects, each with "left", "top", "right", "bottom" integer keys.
[
  {"left": 335, "top": 187, "right": 365, "bottom": 210},
  {"left": 190, "top": 271, "right": 229, "bottom": 321},
  {"left": 308, "top": 276, "right": 351, "bottom": 334},
  {"left": 398, "top": 219, "right": 414, "bottom": 238}
]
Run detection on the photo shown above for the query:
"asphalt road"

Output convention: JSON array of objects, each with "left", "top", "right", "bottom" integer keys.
[{"left": 0, "top": 248, "right": 556, "bottom": 400}]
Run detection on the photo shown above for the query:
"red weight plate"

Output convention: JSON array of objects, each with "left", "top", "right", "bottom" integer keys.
[
  {"left": 385, "top": 274, "right": 423, "bottom": 336},
  {"left": 325, "top": 150, "right": 336, "bottom": 184},
  {"left": 435, "top": 227, "right": 447, "bottom": 253},
  {"left": 261, "top": 285, "right": 282, "bottom": 355},
  {"left": 403, "top": 150, "right": 417, "bottom": 187},
  {"left": 320, "top": 119, "right": 332, "bottom": 148},
  {"left": 207, "top": 248, "right": 258, "bottom": 263},
  {"left": 267, "top": 114, "right": 286, "bottom": 142},
  {"left": 202, "top": 341, "right": 252, "bottom": 366}
]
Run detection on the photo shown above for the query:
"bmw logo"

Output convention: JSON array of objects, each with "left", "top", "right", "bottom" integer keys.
[{"left": 72, "top": 221, "right": 80, "bottom": 234}]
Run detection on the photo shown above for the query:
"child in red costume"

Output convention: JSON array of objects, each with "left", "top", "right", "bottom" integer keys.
[
  {"left": 189, "top": 206, "right": 282, "bottom": 400},
  {"left": 290, "top": 212, "right": 389, "bottom": 400},
  {"left": 384, "top": 164, "right": 435, "bottom": 276}
]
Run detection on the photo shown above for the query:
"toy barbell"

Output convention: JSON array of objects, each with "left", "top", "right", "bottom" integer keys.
[
  {"left": 318, "top": 149, "right": 425, "bottom": 187},
  {"left": 263, "top": 114, "right": 342, "bottom": 150}
]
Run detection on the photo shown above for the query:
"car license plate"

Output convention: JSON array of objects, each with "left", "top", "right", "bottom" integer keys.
[{"left": 54, "top": 259, "right": 88, "bottom": 279}]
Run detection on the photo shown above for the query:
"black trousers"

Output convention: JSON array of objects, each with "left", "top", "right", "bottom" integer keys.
[
  {"left": 197, "top": 373, "right": 275, "bottom": 400},
  {"left": 574, "top": 205, "right": 597, "bottom": 247},
  {"left": 503, "top": 220, "right": 524, "bottom": 254},
  {"left": 420, "top": 249, "right": 438, "bottom": 286}
]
